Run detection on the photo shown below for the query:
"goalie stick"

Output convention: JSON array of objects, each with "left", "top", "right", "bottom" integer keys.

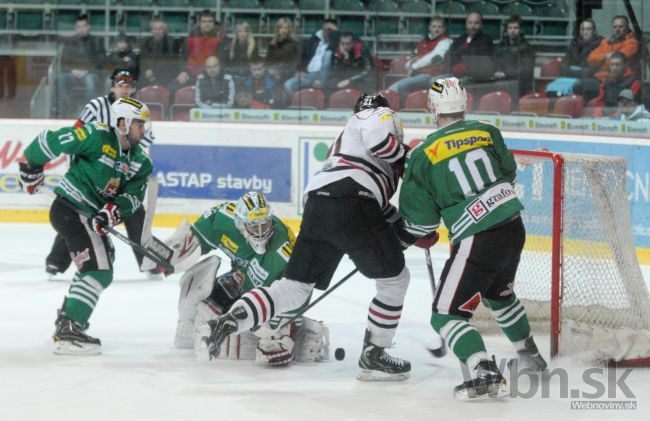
[
  {"left": 425, "top": 248, "right": 447, "bottom": 358},
  {"left": 41, "top": 188, "right": 174, "bottom": 274}
]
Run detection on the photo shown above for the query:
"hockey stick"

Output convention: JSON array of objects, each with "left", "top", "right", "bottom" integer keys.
[
  {"left": 278, "top": 268, "right": 359, "bottom": 330},
  {"left": 41, "top": 189, "right": 174, "bottom": 274},
  {"left": 425, "top": 248, "right": 447, "bottom": 358}
]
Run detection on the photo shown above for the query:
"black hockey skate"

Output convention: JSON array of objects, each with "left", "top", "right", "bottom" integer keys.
[
  {"left": 357, "top": 329, "right": 411, "bottom": 382},
  {"left": 53, "top": 308, "right": 101, "bottom": 356},
  {"left": 508, "top": 336, "right": 547, "bottom": 371},
  {"left": 201, "top": 312, "right": 238, "bottom": 360},
  {"left": 454, "top": 358, "right": 509, "bottom": 401}
]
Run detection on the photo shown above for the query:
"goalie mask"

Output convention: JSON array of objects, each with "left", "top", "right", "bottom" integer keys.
[
  {"left": 234, "top": 192, "right": 274, "bottom": 254},
  {"left": 427, "top": 77, "right": 467, "bottom": 126}
]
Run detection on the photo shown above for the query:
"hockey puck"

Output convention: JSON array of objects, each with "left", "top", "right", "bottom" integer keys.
[{"left": 335, "top": 347, "right": 345, "bottom": 361}]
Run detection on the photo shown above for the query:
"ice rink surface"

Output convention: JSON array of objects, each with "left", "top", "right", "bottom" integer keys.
[{"left": 1, "top": 223, "right": 649, "bottom": 421}]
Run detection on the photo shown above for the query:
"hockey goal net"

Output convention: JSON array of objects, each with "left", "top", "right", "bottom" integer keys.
[{"left": 473, "top": 149, "right": 650, "bottom": 365}]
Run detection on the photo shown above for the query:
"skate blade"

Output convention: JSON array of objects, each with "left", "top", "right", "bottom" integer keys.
[
  {"left": 356, "top": 369, "right": 410, "bottom": 382},
  {"left": 454, "top": 382, "right": 509, "bottom": 401},
  {"left": 53, "top": 341, "right": 101, "bottom": 356}
]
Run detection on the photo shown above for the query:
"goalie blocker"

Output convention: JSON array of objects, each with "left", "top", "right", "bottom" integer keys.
[{"left": 175, "top": 256, "right": 329, "bottom": 366}]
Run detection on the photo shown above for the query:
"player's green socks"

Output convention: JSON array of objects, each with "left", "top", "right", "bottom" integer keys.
[
  {"left": 483, "top": 294, "right": 531, "bottom": 350},
  {"left": 65, "top": 270, "right": 113, "bottom": 325},
  {"left": 431, "top": 312, "right": 487, "bottom": 366}
]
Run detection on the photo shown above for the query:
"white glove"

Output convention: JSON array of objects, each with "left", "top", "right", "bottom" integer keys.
[{"left": 256, "top": 335, "right": 296, "bottom": 367}]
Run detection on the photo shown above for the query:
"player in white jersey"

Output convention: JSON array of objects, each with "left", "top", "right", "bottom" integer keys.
[
  {"left": 197, "top": 94, "right": 415, "bottom": 381},
  {"left": 45, "top": 69, "right": 157, "bottom": 278}
]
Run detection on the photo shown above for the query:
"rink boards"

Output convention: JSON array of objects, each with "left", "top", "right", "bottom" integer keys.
[{"left": 0, "top": 118, "right": 649, "bottom": 262}]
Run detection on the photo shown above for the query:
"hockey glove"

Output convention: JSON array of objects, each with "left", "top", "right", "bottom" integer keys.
[
  {"left": 18, "top": 162, "right": 45, "bottom": 195},
  {"left": 255, "top": 320, "right": 299, "bottom": 367},
  {"left": 415, "top": 231, "right": 439, "bottom": 249},
  {"left": 91, "top": 203, "right": 121, "bottom": 236}
]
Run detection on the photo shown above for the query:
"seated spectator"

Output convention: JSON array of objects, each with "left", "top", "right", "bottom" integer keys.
[
  {"left": 492, "top": 15, "right": 534, "bottom": 97},
  {"left": 388, "top": 17, "right": 452, "bottom": 103},
  {"left": 265, "top": 17, "right": 299, "bottom": 84},
  {"left": 326, "top": 32, "right": 375, "bottom": 95},
  {"left": 57, "top": 14, "right": 105, "bottom": 116},
  {"left": 177, "top": 10, "right": 225, "bottom": 88},
  {"left": 234, "top": 91, "right": 271, "bottom": 109},
  {"left": 574, "top": 15, "right": 639, "bottom": 102},
  {"left": 241, "top": 60, "right": 285, "bottom": 109},
  {"left": 444, "top": 11, "right": 495, "bottom": 83},
  {"left": 220, "top": 22, "right": 260, "bottom": 82},
  {"left": 195, "top": 56, "right": 235, "bottom": 108},
  {"left": 103, "top": 32, "right": 139, "bottom": 81},
  {"left": 284, "top": 19, "right": 338, "bottom": 96},
  {"left": 593, "top": 52, "right": 641, "bottom": 118},
  {"left": 561, "top": 19, "right": 603, "bottom": 79},
  {"left": 139, "top": 17, "right": 183, "bottom": 89},
  {"left": 610, "top": 89, "right": 650, "bottom": 121}
]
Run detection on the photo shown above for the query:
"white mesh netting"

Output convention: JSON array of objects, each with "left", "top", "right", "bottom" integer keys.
[{"left": 473, "top": 151, "right": 650, "bottom": 363}]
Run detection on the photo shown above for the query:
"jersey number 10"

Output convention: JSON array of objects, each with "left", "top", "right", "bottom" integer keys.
[{"left": 448, "top": 149, "right": 497, "bottom": 196}]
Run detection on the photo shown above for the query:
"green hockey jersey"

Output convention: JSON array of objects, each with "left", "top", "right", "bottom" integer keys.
[
  {"left": 399, "top": 119, "right": 523, "bottom": 244},
  {"left": 24, "top": 122, "right": 152, "bottom": 218},
  {"left": 190, "top": 201, "right": 296, "bottom": 293}
]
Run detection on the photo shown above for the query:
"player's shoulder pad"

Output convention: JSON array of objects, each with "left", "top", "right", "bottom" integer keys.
[{"left": 218, "top": 201, "right": 237, "bottom": 219}]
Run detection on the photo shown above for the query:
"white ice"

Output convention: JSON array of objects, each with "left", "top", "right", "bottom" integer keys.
[{"left": 1, "top": 223, "right": 649, "bottom": 421}]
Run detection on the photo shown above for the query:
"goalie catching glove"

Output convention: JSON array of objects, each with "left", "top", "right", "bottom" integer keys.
[
  {"left": 254, "top": 319, "right": 300, "bottom": 367},
  {"left": 18, "top": 162, "right": 45, "bottom": 195},
  {"left": 91, "top": 203, "right": 122, "bottom": 236}
]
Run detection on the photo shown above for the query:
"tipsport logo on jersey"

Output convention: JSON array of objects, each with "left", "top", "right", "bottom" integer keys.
[{"left": 151, "top": 145, "right": 291, "bottom": 202}]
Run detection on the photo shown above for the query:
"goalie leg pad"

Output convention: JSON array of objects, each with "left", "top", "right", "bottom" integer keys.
[{"left": 295, "top": 318, "right": 330, "bottom": 363}]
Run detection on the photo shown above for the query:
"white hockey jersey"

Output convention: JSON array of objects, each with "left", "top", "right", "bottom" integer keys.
[{"left": 304, "top": 107, "right": 406, "bottom": 218}]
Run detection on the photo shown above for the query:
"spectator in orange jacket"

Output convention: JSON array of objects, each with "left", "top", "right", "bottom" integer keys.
[
  {"left": 387, "top": 17, "right": 452, "bottom": 103},
  {"left": 176, "top": 10, "right": 225, "bottom": 88},
  {"left": 574, "top": 15, "right": 639, "bottom": 102},
  {"left": 593, "top": 52, "right": 641, "bottom": 118}
]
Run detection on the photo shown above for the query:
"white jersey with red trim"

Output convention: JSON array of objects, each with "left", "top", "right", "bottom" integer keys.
[{"left": 304, "top": 107, "right": 406, "bottom": 214}]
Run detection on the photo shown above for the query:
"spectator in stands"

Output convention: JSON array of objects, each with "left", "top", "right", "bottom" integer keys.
[
  {"left": 387, "top": 17, "right": 452, "bottom": 103},
  {"left": 560, "top": 19, "right": 603, "bottom": 79},
  {"left": 574, "top": 15, "right": 639, "bottom": 102},
  {"left": 241, "top": 60, "right": 285, "bottom": 109},
  {"left": 593, "top": 52, "right": 641, "bottom": 118},
  {"left": 611, "top": 89, "right": 650, "bottom": 122},
  {"left": 103, "top": 32, "right": 139, "bottom": 81},
  {"left": 219, "top": 22, "right": 260, "bottom": 82},
  {"left": 234, "top": 90, "right": 275, "bottom": 109},
  {"left": 139, "top": 17, "right": 183, "bottom": 90},
  {"left": 492, "top": 15, "right": 534, "bottom": 97},
  {"left": 326, "top": 32, "right": 375, "bottom": 95},
  {"left": 57, "top": 14, "right": 105, "bottom": 116},
  {"left": 284, "top": 19, "right": 338, "bottom": 97},
  {"left": 177, "top": 10, "right": 225, "bottom": 88},
  {"left": 444, "top": 11, "right": 495, "bottom": 83},
  {"left": 265, "top": 17, "right": 299, "bottom": 84},
  {"left": 0, "top": 56, "right": 17, "bottom": 99},
  {"left": 195, "top": 55, "right": 235, "bottom": 108}
]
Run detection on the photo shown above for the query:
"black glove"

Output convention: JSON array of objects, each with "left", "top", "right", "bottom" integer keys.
[
  {"left": 18, "top": 162, "right": 45, "bottom": 195},
  {"left": 90, "top": 203, "right": 122, "bottom": 236}
]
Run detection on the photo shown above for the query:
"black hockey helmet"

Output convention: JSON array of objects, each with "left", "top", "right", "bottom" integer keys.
[
  {"left": 354, "top": 93, "right": 390, "bottom": 113},
  {"left": 110, "top": 69, "right": 136, "bottom": 87}
]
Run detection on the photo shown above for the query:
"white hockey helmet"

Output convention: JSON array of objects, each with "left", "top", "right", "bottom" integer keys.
[
  {"left": 427, "top": 77, "right": 467, "bottom": 124},
  {"left": 234, "top": 191, "right": 274, "bottom": 254},
  {"left": 110, "top": 97, "right": 151, "bottom": 136}
]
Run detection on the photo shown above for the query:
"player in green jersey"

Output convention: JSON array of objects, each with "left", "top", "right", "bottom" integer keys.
[
  {"left": 19, "top": 97, "right": 153, "bottom": 356},
  {"left": 398, "top": 77, "right": 546, "bottom": 400},
  {"left": 147, "top": 191, "right": 328, "bottom": 366}
]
